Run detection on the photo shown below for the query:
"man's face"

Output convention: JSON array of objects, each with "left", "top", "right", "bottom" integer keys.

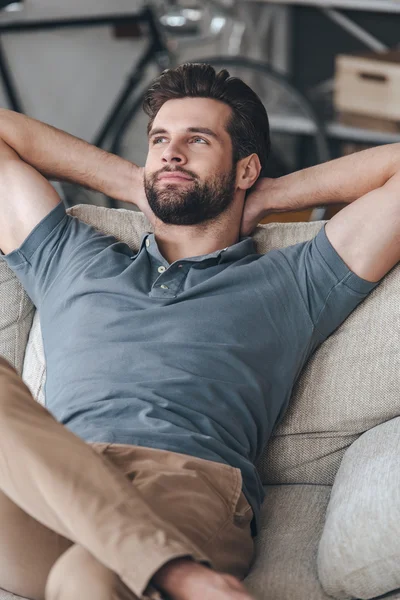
[{"left": 144, "top": 97, "right": 237, "bottom": 226}]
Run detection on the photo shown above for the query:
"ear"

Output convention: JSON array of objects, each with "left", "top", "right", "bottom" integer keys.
[{"left": 236, "top": 154, "right": 262, "bottom": 191}]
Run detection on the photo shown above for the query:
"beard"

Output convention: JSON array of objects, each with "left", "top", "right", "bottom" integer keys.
[{"left": 144, "top": 165, "right": 237, "bottom": 226}]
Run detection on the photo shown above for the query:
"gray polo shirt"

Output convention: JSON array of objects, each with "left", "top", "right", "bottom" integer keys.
[{"left": 3, "top": 201, "right": 379, "bottom": 537}]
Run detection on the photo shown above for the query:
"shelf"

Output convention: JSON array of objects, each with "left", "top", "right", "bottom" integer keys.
[
  {"left": 268, "top": 114, "right": 400, "bottom": 144},
  {"left": 261, "top": 0, "right": 400, "bottom": 13},
  {"left": 0, "top": 1, "right": 145, "bottom": 30}
]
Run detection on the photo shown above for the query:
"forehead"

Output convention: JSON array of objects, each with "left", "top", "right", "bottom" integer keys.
[{"left": 151, "top": 97, "right": 232, "bottom": 139}]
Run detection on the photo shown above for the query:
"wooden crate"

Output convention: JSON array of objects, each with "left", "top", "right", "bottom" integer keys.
[{"left": 334, "top": 50, "right": 400, "bottom": 122}]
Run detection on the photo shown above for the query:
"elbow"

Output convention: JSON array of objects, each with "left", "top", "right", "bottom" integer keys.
[{"left": 0, "top": 138, "right": 21, "bottom": 163}]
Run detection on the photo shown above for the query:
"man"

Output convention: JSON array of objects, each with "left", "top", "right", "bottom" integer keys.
[{"left": 0, "top": 62, "right": 398, "bottom": 600}]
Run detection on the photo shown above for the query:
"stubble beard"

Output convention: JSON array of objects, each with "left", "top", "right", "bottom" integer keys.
[{"left": 144, "top": 166, "right": 237, "bottom": 226}]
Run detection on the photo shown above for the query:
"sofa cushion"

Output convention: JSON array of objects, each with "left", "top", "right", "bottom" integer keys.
[
  {"left": 22, "top": 311, "right": 45, "bottom": 405},
  {"left": 0, "top": 590, "right": 29, "bottom": 600},
  {"left": 21, "top": 205, "right": 400, "bottom": 489},
  {"left": 317, "top": 416, "right": 400, "bottom": 600},
  {"left": 0, "top": 258, "right": 34, "bottom": 376},
  {"left": 244, "top": 484, "right": 400, "bottom": 600},
  {"left": 244, "top": 484, "right": 332, "bottom": 600}
]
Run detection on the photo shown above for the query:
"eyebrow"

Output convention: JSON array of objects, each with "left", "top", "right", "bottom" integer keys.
[{"left": 148, "top": 126, "right": 220, "bottom": 140}]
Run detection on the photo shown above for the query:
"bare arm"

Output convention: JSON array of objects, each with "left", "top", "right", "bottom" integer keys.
[
  {"left": 0, "top": 110, "right": 155, "bottom": 254},
  {"left": 251, "top": 144, "right": 400, "bottom": 282},
  {"left": 264, "top": 143, "right": 400, "bottom": 211},
  {"left": 324, "top": 172, "right": 400, "bottom": 282},
  {"left": 0, "top": 139, "right": 61, "bottom": 254},
  {"left": 0, "top": 108, "right": 142, "bottom": 204}
]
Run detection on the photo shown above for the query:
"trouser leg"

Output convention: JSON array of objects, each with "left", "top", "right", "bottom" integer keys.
[
  {"left": 0, "top": 488, "right": 73, "bottom": 600},
  {"left": 0, "top": 357, "right": 211, "bottom": 599},
  {"left": 45, "top": 544, "right": 139, "bottom": 600},
  {"left": 0, "top": 495, "right": 136, "bottom": 600}
]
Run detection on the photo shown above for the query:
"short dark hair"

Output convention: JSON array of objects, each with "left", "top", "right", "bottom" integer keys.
[{"left": 143, "top": 63, "right": 271, "bottom": 177}]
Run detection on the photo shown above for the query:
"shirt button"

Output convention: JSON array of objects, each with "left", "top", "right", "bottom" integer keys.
[
  {"left": 160, "top": 284, "right": 169, "bottom": 289},
  {"left": 158, "top": 266, "right": 166, "bottom": 273},
  {"left": 145, "top": 239, "right": 150, "bottom": 248}
]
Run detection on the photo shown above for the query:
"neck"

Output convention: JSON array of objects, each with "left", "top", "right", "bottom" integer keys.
[{"left": 153, "top": 203, "right": 244, "bottom": 264}]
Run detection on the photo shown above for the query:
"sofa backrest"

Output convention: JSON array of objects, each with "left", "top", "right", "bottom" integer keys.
[
  {"left": 2, "top": 205, "right": 399, "bottom": 486},
  {"left": 0, "top": 257, "right": 35, "bottom": 374}
]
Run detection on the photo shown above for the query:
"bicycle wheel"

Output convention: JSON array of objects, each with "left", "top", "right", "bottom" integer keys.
[{"left": 109, "top": 56, "right": 330, "bottom": 219}]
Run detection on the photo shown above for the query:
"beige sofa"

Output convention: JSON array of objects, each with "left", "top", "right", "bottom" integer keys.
[{"left": 0, "top": 204, "right": 399, "bottom": 600}]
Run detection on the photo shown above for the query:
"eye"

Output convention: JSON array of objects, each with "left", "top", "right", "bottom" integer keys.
[
  {"left": 191, "top": 137, "right": 207, "bottom": 144},
  {"left": 152, "top": 136, "right": 167, "bottom": 145}
]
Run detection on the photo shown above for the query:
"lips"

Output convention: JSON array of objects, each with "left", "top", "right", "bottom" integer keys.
[{"left": 158, "top": 172, "right": 193, "bottom": 181}]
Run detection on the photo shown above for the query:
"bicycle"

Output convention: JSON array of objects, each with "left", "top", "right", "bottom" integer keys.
[{"left": 0, "top": 0, "right": 329, "bottom": 219}]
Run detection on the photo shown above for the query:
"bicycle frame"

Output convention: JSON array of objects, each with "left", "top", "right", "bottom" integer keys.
[{"left": 0, "top": 5, "right": 170, "bottom": 149}]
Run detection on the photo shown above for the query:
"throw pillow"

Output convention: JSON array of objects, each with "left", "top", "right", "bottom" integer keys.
[{"left": 317, "top": 416, "right": 400, "bottom": 599}]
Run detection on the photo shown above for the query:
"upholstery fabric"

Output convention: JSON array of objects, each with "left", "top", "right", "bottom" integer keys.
[
  {"left": 22, "top": 311, "right": 45, "bottom": 405},
  {"left": 0, "top": 258, "right": 34, "bottom": 375},
  {"left": 244, "top": 484, "right": 333, "bottom": 600},
  {"left": 317, "top": 417, "right": 400, "bottom": 599},
  {"left": 0, "top": 591, "right": 28, "bottom": 600}
]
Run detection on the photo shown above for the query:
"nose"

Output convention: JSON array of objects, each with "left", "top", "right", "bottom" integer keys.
[{"left": 161, "top": 141, "right": 187, "bottom": 166}]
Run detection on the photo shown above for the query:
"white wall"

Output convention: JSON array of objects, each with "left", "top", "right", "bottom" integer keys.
[{"left": 0, "top": 4, "right": 148, "bottom": 141}]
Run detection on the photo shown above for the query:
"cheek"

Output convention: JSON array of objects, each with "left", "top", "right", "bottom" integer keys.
[
  {"left": 143, "top": 159, "right": 157, "bottom": 182},
  {"left": 144, "top": 152, "right": 154, "bottom": 169},
  {"left": 145, "top": 148, "right": 168, "bottom": 175}
]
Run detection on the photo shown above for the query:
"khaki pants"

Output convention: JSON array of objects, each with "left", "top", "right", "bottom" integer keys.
[{"left": 0, "top": 358, "right": 254, "bottom": 600}]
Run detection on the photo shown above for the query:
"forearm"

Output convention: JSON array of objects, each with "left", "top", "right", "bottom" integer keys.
[
  {"left": 268, "top": 143, "right": 400, "bottom": 212},
  {"left": 0, "top": 109, "right": 141, "bottom": 204}
]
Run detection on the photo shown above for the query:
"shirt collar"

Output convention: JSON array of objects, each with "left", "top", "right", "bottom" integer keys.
[{"left": 138, "top": 232, "right": 257, "bottom": 265}]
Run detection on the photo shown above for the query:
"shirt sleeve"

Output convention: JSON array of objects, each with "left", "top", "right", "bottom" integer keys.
[
  {"left": 277, "top": 224, "right": 381, "bottom": 342},
  {"left": 1, "top": 201, "right": 131, "bottom": 308}
]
